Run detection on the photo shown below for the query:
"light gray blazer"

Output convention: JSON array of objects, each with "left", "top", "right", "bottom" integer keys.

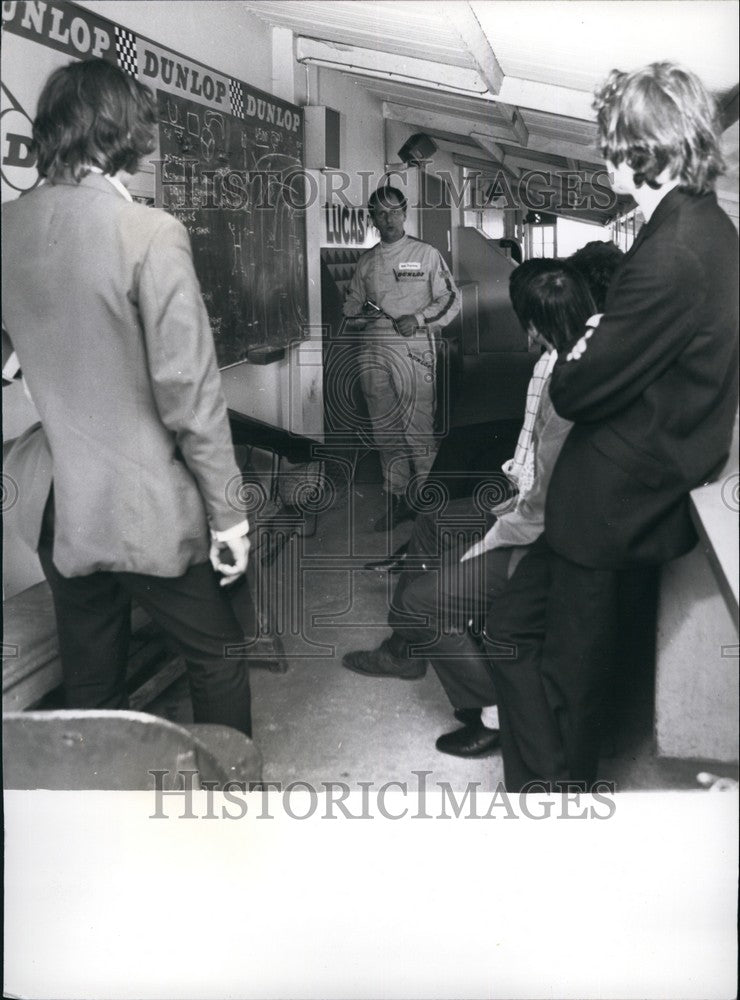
[{"left": 2, "top": 172, "right": 244, "bottom": 577}]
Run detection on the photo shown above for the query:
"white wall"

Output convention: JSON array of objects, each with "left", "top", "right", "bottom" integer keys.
[
  {"left": 316, "top": 66, "right": 386, "bottom": 215},
  {"left": 556, "top": 217, "right": 612, "bottom": 257}
]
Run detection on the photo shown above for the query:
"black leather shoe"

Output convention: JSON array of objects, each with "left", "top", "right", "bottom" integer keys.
[
  {"left": 374, "top": 495, "right": 415, "bottom": 532},
  {"left": 436, "top": 723, "right": 500, "bottom": 758},
  {"left": 342, "top": 646, "right": 426, "bottom": 680},
  {"left": 453, "top": 708, "right": 482, "bottom": 726}
]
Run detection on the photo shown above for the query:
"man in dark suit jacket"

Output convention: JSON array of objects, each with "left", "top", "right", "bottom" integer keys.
[
  {"left": 2, "top": 60, "right": 253, "bottom": 735},
  {"left": 486, "top": 62, "right": 739, "bottom": 789}
]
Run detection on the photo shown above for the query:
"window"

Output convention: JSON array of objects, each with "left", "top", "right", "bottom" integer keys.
[
  {"left": 609, "top": 210, "right": 644, "bottom": 252},
  {"left": 526, "top": 221, "right": 557, "bottom": 258}
]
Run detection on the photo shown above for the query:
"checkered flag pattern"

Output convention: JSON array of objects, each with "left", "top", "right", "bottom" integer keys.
[
  {"left": 230, "top": 79, "right": 245, "bottom": 118},
  {"left": 115, "top": 26, "right": 138, "bottom": 78}
]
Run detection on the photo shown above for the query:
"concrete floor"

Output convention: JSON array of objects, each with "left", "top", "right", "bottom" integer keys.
[{"left": 150, "top": 450, "right": 738, "bottom": 792}]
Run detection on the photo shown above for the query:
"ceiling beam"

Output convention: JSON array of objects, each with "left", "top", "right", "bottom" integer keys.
[
  {"left": 509, "top": 107, "right": 529, "bottom": 147},
  {"left": 465, "top": 142, "right": 519, "bottom": 180},
  {"left": 505, "top": 152, "right": 568, "bottom": 174},
  {"left": 450, "top": 154, "right": 616, "bottom": 221},
  {"left": 497, "top": 76, "right": 596, "bottom": 121},
  {"left": 470, "top": 131, "right": 506, "bottom": 164},
  {"left": 491, "top": 104, "right": 529, "bottom": 147},
  {"left": 344, "top": 77, "right": 514, "bottom": 127},
  {"left": 499, "top": 177, "right": 617, "bottom": 221},
  {"left": 383, "top": 100, "right": 516, "bottom": 143},
  {"left": 451, "top": 152, "right": 519, "bottom": 177},
  {"left": 500, "top": 134, "right": 602, "bottom": 166},
  {"left": 451, "top": 1, "right": 504, "bottom": 94},
  {"left": 383, "top": 99, "right": 602, "bottom": 166},
  {"left": 296, "top": 36, "right": 487, "bottom": 96},
  {"left": 425, "top": 130, "right": 480, "bottom": 148},
  {"left": 296, "top": 35, "right": 597, "bottom": 125},
  {"left": 435, "top": 139, "right": 491, "bottom": 159}
]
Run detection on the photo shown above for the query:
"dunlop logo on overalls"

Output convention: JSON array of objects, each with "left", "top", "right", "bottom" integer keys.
[{"left": 395, "top": 262, "right": 424, "bottom": 280}]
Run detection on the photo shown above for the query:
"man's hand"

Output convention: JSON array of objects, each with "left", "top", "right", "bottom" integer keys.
[
  {"left": 395, "top": 314, "right": 419, "bottom": 338},
  {"left": 209, "top": 534, "right": 250, "bottom": 586},
  {"left": 344, "top": 317, "right": 369, "bottom": 331},
  {"left": 490, "top": 494, "right": 518, "bottom": 516},
  {"left": 565, "top": 314, "right": 602, "bottom": 361},
  {"left": 566, "top": 328, "right": 593, "bottom": 361},
  {"left": 346, "top": 301, "right": 386, "bottom": 331}
]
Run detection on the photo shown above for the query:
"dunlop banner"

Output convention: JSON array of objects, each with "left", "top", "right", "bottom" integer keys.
[{"left": 1, "top": 0, "right": 304, "bottom": 200}]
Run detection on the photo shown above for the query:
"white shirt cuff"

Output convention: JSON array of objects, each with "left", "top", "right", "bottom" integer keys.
[
  {"left": 414, "top": 312, "right": 427, "bottom": 328},
  {"left": 211, "top": 519, "right": 250, "bottom": 543},
  {"left": 2, "top": 350, "right": 21, "bottom": 381}
]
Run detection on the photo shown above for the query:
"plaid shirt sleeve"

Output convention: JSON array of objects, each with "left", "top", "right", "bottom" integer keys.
[{"left": 503, "top": 349, "right": 557, "bottom": 494}]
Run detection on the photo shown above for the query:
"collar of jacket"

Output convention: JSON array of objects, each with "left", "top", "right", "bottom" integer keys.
[
  {"left": 629, "top": 186, "right": 715, "bottom": 256},
  {"left": 48, "top": 170, "right": 131, "bottom": 201}
]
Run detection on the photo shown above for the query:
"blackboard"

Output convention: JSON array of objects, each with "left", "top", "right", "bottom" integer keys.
[
  {"left": 0, "top": 1, "right": 309, "bottom": 369},
  {"left": 158, "top": 89, "right": 308, "bottom": 366}
]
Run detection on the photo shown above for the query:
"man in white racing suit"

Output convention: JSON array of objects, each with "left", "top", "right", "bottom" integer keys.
[{"left": 343, "top": 185, "right": 460, "bottom": 531}]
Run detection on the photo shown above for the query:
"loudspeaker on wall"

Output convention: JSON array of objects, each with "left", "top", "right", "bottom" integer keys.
[{"left": 397, "top": 133, "right": 438, "bottom": 165}]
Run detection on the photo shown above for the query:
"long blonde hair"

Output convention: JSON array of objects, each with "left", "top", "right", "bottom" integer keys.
[{"left": 594, "top": 62, "right": 724, "bottom": 195}]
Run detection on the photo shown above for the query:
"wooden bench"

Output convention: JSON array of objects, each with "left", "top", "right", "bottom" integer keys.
[
  {"left": 2, "top": 577, "right": 287, "bottom": 713},
  {"left": 3, "top": 709, "right": 262, "bottom": 789},
  {"left": 1, "top": 582, "right": 187, "bottom": 713}
]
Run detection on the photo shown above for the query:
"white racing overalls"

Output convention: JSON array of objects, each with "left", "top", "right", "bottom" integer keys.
[{"left": 343, "top": 234, "right": 460, "bottom": 495}]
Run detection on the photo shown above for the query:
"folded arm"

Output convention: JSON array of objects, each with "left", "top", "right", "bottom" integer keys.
[{"left": 549, "top": 243, "right": 705, "bottom": 423}]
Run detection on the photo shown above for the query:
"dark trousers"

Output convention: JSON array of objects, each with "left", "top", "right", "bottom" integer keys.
[
  {"left": 485, "top": 538, "right": 619, "bottom": 791},
  {"left": 388, "top": 498, "right": 508, "bottom": 709},
  {"left": 37, "top": 497, "right": 252, "bottom": 736}
]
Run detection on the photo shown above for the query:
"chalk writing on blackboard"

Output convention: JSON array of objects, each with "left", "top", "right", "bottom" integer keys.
[{"left": 157, "top": 89, "right": 307, "bottom": 367}]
